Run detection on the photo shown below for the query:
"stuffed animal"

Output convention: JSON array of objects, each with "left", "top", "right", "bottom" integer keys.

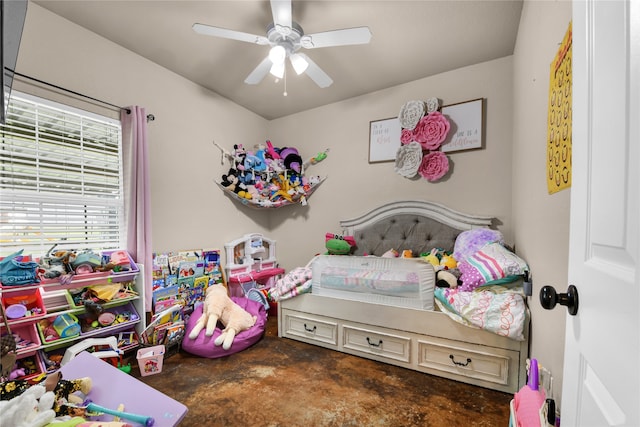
[
  {"left": 231, "top": 144, "right": 247, "bottom": 171},
  {"left": 435, "top": 269, "right": 462, "bottom": 288},
  {"left": 381, "top": 249, "right": 399, "bottom": 258},
  {"left": 188, "top": 285, "right": 257, "bottom": 350},
  {"left": 220, "top": 168, "right": 240, "bottom": 193},
  {"left": 421, "top": 248, "right": 441, "bottom": 267},
  {"left": 44, "top": 371, "right": 92, "bottom": 416},
  {"left": 278, "top": 147, "right": 303, "bottom": 173},
  {"left": 439, "top": 254, "right": 458, "bottom": 269},
  {"left": 325, "top": 233, "right": 356, "bottom": 255},
  {"left": 0, "top": 384, "right": 56, "bottom": 427}
]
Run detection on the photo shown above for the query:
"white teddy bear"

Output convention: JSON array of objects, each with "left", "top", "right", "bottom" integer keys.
[{"left": 0, "top": 384, "right": 56, "bottom": 427}]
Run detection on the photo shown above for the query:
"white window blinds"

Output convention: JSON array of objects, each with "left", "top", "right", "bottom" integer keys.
[{"left": 0, "top": 93, "right": 124, "bottom": 257}]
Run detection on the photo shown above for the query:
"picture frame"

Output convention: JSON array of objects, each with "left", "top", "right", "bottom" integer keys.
[
  {"left": 440, "top": 98, "right": 484, "bottom": 153},
  {"left": 369, "top": 117, "right": 401, "bottom": 163}
]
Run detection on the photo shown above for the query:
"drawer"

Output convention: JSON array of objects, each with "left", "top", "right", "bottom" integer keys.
[
  {"left": 343, "top": 325, "right": 411, "bottom": 363},
  {"left": 281, "top": 310, "right": 338, "bottom": 347},
  {"left": 417, "top": 336, "right": 517, "bottom": 387}
]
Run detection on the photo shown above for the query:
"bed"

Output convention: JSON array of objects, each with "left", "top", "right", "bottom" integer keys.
[{"left": 277, "top": 200, "right": 529, "bottom": 394}]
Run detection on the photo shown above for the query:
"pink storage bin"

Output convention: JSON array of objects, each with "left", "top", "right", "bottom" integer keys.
[
  {"left": 12, "top": 351, "right": 45, "bottom": 381},
  {"left": 0, "top": 322, "right": 41, "bottom": 355},
  {"left": 137, "top": 345, "right": 165, "bottom": 376}
]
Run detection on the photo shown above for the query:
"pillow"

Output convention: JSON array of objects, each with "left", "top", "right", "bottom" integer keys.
[
  {"left": 453, "top": 229, "right": 504, "bottom": 262},
  {"left": 458, "top": 242, "right": 529, "bottom": 292}
]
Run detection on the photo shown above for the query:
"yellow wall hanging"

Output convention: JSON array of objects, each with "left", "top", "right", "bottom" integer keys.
[{"left": 546, "top": 22, "right": 572, "bottom": 194}]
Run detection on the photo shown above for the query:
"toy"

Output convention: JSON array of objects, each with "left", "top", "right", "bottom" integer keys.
[
  {"left": 243, "top": 150, "right": 267, "bottom": 172},
  {"left": 49, "top": 419, "right": 133, "bottom": 427},
  {"left": 421, "top": 248, "right": 441, "bottom": 267},
  {"left": 381, "top": 249, "right": 399, "bottom": 258},
  {"left": 278, "top": 147, "right": 303, "bottom": 173},
  {"left": 0, "top": 383, "right": 56, "bottom": 427},
  {"left": 187, "top": 285, "right": 257, "bottom": 350},
  {"left": 401, "top": 249, "right": 413, "bottom": 258},
  {"left": 439, "top": 253, "right": 458, "bottom": 269},
  {"left": 43, "top": 371, "right": 92, "bottom": 416},
  {"left": 303, "top": 148, "right": 329, "bottom": 168},
  {"left": 435, "top": 269, "right": 461, "bottom": 288},
  {"left": 265, "top": 140, "right": 280, "bottom": 160},
  {"left": 220, "top": 168, "right": 240, "bottom": 193},
  {"left": 61, "top": 401, "right": 153, "bottom": 426},
  {"left": 231, "top": 144, "right": 247, "bottom": 171},
  {"left": 325, "top": 233, "right": 356, "bottom": 255}
]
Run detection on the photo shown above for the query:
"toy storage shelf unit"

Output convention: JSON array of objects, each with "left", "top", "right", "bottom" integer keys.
[
  {"left": 0, "top": 254, "right": 146, "bottom": 381},
  {"left": 224, "top": 233, "right": 284, "bottom": 298}
]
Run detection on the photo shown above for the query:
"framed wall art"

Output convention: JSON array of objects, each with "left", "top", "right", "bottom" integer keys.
[
  {"left": 440, "top": 98, "right": 484, "bottom": 153},
  {"left": 369, "top": 117, "right": 401, "bottom": 163}
]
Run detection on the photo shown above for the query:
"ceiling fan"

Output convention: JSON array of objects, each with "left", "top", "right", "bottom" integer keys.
[{"left": 192, "top": 0, "right": 372, "bottom": 88}]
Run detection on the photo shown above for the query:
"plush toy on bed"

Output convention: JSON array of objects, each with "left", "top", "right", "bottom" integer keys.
[
  {"left": 435, "top": 269, "right": 462, "bottom": 288},
  {"left": 325, "top": 233, "right": 356, "bottom": 255},
  {"left": 188, "top": 285, "right": 257, "bottom": 350}
]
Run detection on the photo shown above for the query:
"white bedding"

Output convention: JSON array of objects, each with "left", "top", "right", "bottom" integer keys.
[{"left": 311, "top": 255, "right": 435, "bottom": 310}]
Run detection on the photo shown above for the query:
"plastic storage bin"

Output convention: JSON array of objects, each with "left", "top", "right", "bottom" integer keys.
[
  {"left": 137, "top": 345, "right": 165, "bottom": 376},
  {"left": 0, "top": 322, "right": 40, "bottom": 355},
  {"left": 12, "top": 351, "right": 45, "bottom": 381},
  {"left": 52, "top": 313, "right": 81, "bottom": 338},
  {"left": 2, "top": 287, "right": 46, "bottom": 320}
]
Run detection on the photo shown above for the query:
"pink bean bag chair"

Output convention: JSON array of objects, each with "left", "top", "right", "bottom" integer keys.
[{"left": 182, "top": 296, "right": 267, "bottom": 358}]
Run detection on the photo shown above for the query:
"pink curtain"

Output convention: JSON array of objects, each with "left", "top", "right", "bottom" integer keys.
[{"left": 121, "top": 106, "right": 153, "bottom": 312}]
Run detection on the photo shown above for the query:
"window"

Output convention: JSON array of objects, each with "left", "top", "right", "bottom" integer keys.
[{"left": 0, "top": 92, "right": 124, "bottom": 258}]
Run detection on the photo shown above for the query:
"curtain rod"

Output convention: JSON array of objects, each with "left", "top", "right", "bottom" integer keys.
[{"left": 10, "top": 69, "right": 155, "bottom": 122}]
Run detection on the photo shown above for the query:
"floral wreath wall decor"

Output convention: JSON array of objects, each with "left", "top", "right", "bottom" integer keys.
[{"left": 395, "top": 98, "right": 452, "bottom": 182}]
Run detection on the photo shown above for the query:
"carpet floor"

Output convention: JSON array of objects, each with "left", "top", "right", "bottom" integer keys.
[{"left": 132, "top": 315, "right": 512, "bottom": 427}]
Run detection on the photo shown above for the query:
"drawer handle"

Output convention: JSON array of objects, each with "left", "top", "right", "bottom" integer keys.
[
  {"left": 366, "top": 337, "right": 383, "bottom": 347},
  {"left": 449, "top": 354, "right": 472, "bottom": 367},
  {"left": 303, "top": 323, "right": 316, "bottom": 333}
]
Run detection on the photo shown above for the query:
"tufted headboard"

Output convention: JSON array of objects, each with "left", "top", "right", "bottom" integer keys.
[{"left": 340, "top": 200, "right": 494, "bottom": 257}]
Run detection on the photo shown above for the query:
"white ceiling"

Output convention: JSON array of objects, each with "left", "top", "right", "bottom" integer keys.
[{"left": 32, "top": 0, "right": 523, "bottom": 120}]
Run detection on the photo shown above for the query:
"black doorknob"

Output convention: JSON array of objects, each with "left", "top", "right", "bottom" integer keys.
[{"left": 540, "top": 285, "right": 579, "bottom": 316}]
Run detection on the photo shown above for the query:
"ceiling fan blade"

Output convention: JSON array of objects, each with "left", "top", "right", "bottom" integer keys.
[
  {"left": 300, "top": 27, "right": 372, "bottom": 49},
  {"left": 193, "top": 23, "right": 269, "bottom": 45},
  {"left": 244, "top": 56, "right": 273, "bottom": 85},
  {"left": 270, "top": 0, "right": 292, "bottom": 33},
  {"left": 298, "top": 54, "right": 333, "bottom": 88}
]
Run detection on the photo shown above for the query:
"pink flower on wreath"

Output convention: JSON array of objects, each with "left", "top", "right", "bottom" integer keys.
[
  {"left": 400, "top": 129, "right": 414, "bottom": 145},
  {"left": 419, "top": 151, "right": 450, "bottom": 182},
  {"left": 413, "top": 111, "right": 450, "bottom": 150}
]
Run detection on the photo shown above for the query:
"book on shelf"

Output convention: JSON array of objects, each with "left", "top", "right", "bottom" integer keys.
[{"left": 177, "top": 260, "right": 205, "bottom": 278}]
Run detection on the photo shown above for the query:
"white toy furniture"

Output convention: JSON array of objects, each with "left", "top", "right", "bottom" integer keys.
[{"left": 224, "top": 233, "right": 284, "bottom": 297}]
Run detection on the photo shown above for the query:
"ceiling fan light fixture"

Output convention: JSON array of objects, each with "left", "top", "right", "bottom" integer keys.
[
  {"left": 290, "top": 53, "right": 309, "bottom": 75},
  {"left": 268, "top": 45, "right": 286, "bottom": 65},
  {"left": 270, "top": 61, "right": 285, "bottom": 78}
]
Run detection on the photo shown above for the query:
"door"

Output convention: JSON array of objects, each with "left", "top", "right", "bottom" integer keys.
[{"left": 562, "top": 0, "right": 639, "bottom": 426}]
